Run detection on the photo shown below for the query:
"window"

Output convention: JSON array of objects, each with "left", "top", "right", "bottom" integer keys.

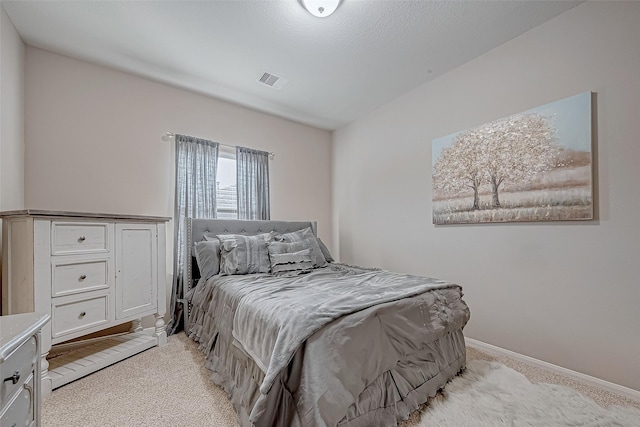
[
  {"left": 169, "top": 137, "right": 269, "bottom": 333},
  {"left": 216, "top": 150, "right": 237, "bottom": 219}
]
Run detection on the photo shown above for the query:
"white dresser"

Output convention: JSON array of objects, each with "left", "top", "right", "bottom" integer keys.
[
  {"left": 0, "top": 312, "right": 50, "bottom": 427},
  {"left": 0, "top": 210, "right": 169, "bottom": 397}
]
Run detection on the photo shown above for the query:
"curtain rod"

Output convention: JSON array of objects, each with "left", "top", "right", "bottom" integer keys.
[{"left": 162, "top": 132, "right": 275, "bottom": 159}]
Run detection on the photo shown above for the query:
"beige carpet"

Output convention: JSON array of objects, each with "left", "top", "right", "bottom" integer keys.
[
  {"left": 42, "top": 333, "right": 640, "bottom": 427},
  {"left": 43, "top": 333, "right": 237, "bottom": 427}
]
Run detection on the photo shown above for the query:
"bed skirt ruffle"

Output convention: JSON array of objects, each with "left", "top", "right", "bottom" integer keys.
[{"left": 189, "top": 306, "right": 466, "bottom": 427}]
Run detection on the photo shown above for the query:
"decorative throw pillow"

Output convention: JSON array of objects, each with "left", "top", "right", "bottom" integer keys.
[
  {"left": 317, "top": 238, "right": 334, "bottom": 263},
  {"left": 268, "top": 241, "right": 313, "bottom": 276},
  {"left": 267, "top": 240, "right": 310, "bottom": 257},
  {"left": 217, "top": 232, "right": 273, "bottom": 275},
  {"left": 202, "top": 233, "right": 218, "bottom": 242},
  {"left": 193, "top": 240, "right": 221, "bottom": 280},
  {"left": 275, "top": 227, "right": 327, "bottom": 268}
]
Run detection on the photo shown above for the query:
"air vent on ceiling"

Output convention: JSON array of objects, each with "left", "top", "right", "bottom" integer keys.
[{"left": 257, "top": 72, "right": 289, "bottom": 90}]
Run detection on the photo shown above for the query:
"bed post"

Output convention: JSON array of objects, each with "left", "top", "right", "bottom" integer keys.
[{"left": 181, "top": 217, "right": 194, "bottom": 332}]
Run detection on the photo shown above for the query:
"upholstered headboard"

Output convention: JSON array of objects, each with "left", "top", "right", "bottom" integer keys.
[{"left": 183, "top": 218, "right": 317, "bottom": 317}]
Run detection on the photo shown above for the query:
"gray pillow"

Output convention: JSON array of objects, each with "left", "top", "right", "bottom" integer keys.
[
  {"left": 194, "top": 240, "right": 221, "bottom": 280},
  {"left": 317, "top": 238, "right": 334, "bottom": 263},
  {"left": 217, "top": 232, "right": 273, "bottom": 275},
  {"left": 268, "top": 242, "right": 313, "bottom": 276},
  {"left": 202, "top": 233, "right": 218, "bottom": 242},
  {"left": 268, "top": 240, "right": 310, "bottom": 255},
  {"left": 275, "top": 227, "right": 327, "bottom": 268}
]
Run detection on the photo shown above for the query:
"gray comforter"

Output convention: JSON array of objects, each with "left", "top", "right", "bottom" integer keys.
[{"left": 189, "top": 264, "right": 470, "bottom": 427}]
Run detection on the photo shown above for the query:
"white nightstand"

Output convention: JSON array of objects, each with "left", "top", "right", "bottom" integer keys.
[{"left": 0, "top": 312, "right": 50, "bottom": 427}]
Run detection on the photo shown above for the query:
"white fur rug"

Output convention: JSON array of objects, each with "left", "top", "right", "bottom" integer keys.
[{"left": 419, "top": 360, "right": 640, "bottom": 427}]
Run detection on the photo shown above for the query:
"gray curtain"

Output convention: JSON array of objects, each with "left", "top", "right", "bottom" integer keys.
[
  {"left": 236, "top": 146, "right": 271, "bottom": 220},
  {"left": 167, "top": 134, "right": 219, "bottom": 335}
]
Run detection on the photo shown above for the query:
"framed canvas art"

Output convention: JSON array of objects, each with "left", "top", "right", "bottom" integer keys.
[{"left": 432, "top": 92, "right": 593, "bottom": 224}]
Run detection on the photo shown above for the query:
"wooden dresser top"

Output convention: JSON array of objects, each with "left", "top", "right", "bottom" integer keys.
[{"left": 0, "top": 209, "right": 170, "bottom": 222}]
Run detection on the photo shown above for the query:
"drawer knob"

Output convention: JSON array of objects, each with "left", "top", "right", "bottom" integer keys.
[
  {"left": 78, "top": 235, "right": 86, "bottom": 242},
  {"left": 3, "top": 371, "right": 20, "bottom": 385},
  {"left": 79, "top": 274, "right": 87, "bottom": 281},
  {"left": 79, "top": 311, "right": 87, "bottom": 318}
]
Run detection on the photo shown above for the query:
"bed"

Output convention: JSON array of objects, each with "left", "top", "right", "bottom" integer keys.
[{"left": 183, "top": 218, "right": 470, "bottom": 427}]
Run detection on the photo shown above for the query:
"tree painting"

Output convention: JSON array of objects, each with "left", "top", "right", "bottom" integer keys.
[{"left": 432, "top": 92, "right": 593, "bottom": 224}]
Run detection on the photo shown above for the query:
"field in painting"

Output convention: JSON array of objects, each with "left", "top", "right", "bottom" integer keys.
[{"left": 432, "top": 164, "right": 592, "bottom": 224}]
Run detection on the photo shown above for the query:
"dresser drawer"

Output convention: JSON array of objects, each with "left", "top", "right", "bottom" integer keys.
[
  {"left": 0, "top": 337, "right": 36, "bottom": 405},
  {"left": 52, "top": 294, "right": 110, "bottom": 339},
  {"left": 52, "top": 258, "right": 110, "bottom": 297},
  {"left": 0, "top": 374, "right": 34, "bottom": 427},
  {"left": 51, "top": 222, "right": 110, "bottom": 255}
]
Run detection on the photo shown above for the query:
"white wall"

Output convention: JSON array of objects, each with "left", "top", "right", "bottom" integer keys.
[
  {"left": 0, "top": 6, "right": 26, "bottom": 313},
  {"left": 0, "top": 6, "right": 25, "bottom": 210},
  {"left": 24, "top": 47, "right": 332, "bottom": 239},
  {"left": 25, "top": 47, "right": 333, "bottom": 319},
  {"left": 333, "top": 1, "right": 640, "bottom": 391}
]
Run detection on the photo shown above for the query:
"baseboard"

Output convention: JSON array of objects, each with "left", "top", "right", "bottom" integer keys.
[{"left": 465, "top": 337, "right": 640, "bottom": 403}]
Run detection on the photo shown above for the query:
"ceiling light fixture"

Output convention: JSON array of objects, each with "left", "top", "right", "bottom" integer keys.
[{"left": 301, "top": 0, "right": 341, "bottom": 18}]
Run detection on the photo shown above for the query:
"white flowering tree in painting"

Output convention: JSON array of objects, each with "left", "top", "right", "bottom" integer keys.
[
  {"left": 433, "top": 113, "right": 559, "bottom": 210},
  {"left": 433, "top": 130, "right": 486, "bottom": 210}
]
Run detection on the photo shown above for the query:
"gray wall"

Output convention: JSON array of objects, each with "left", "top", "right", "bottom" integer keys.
[{"left": 333, "top": 1, "right": 640, "bottom": 391}]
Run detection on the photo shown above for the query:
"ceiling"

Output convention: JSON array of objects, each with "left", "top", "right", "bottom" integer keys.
[{"left": 2, "top": 0, "right": 583, "bottom": 130}]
